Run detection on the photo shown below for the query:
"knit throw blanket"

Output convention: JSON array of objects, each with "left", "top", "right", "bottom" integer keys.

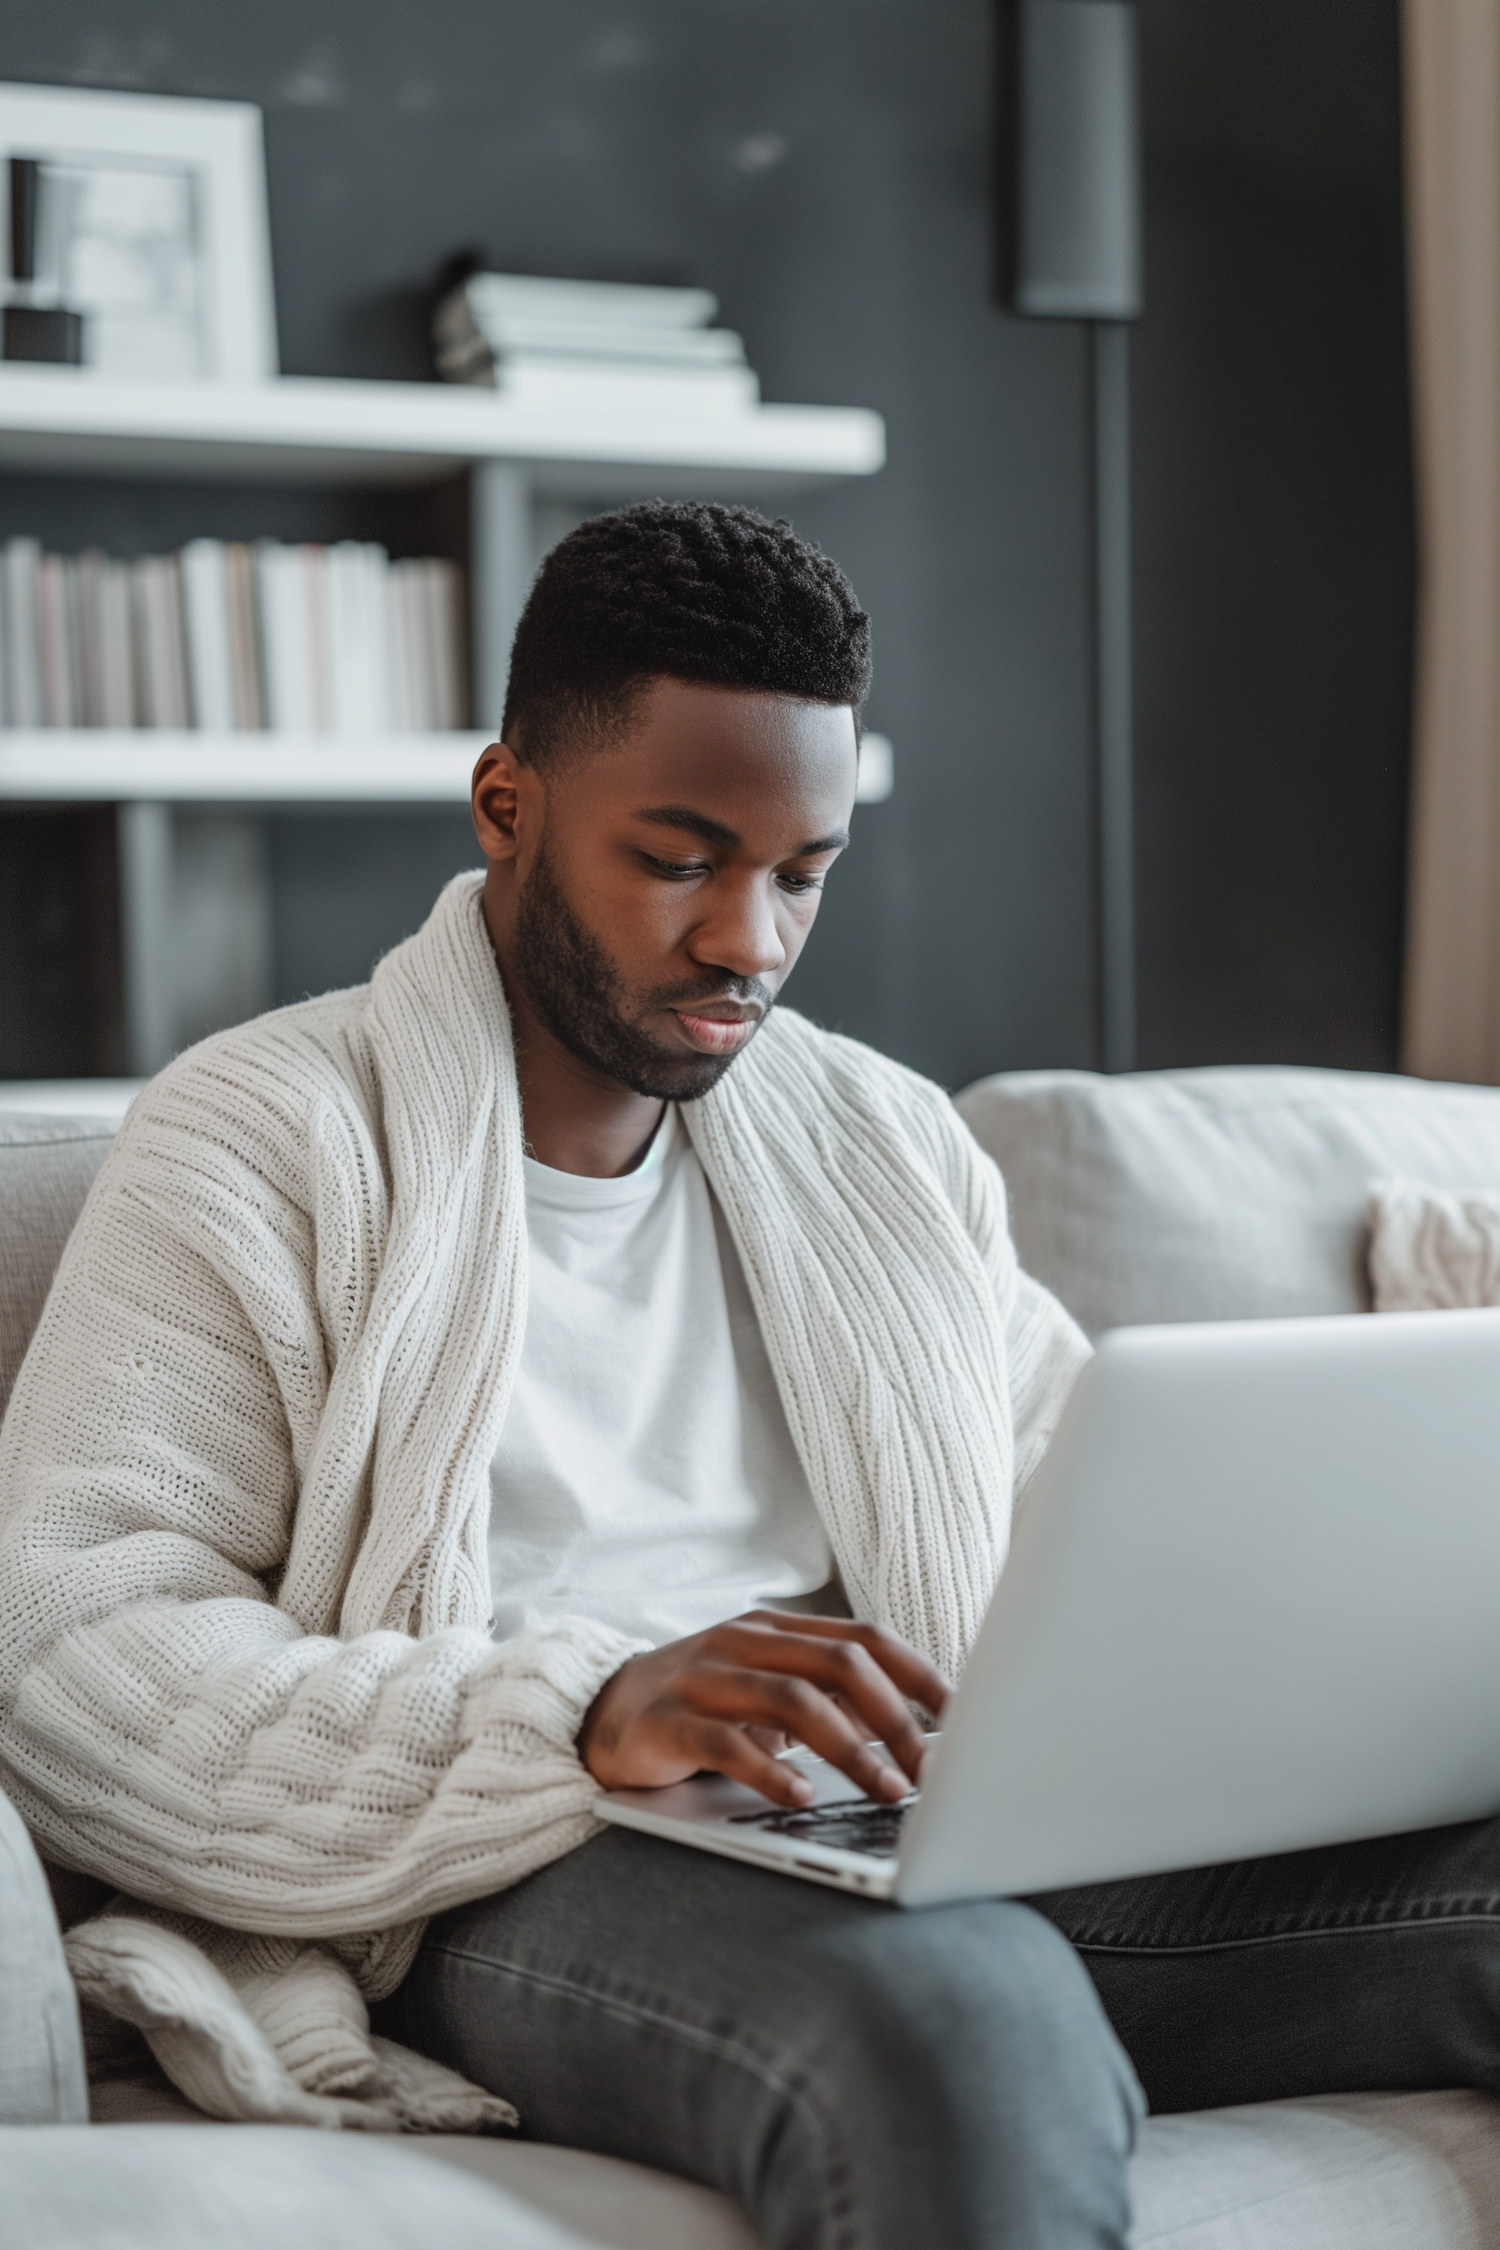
[
  {"left": 1369, "top": 1177, "right": 1500, "bottom": 1310},
  {"left": 0, "top": 875, "right": 1087, "bottom": 2128}
]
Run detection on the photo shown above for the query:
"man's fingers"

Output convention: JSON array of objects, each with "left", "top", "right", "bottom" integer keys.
[
  {"left": 775, "top": 1640, "right": 925, "bottom": 1787},
  {"left": 740, "top": 1612, "right": 952, "bottom": 1718},
  {"left": 682, "top": 1666, "right": 910, "bottom": 1801},
  {"left": 579, "top": 1615, "right": 951, "bottom": 1801},
  {"left": 675, "top": 1718, "right": 814, "bottom": 1808},
  {"left": 708, "top": 1627, "right": 933, "bottom": 1786}
]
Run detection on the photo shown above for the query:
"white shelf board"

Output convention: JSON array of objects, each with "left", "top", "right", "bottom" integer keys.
[
  {"left": 0, "top": 1078, "right": 140, "bottom": 1122},
  {"left": 0, "top": 370, "right": 885, "bottom": 492},
  {"left": 0, "top": 731, "right": 488, "bottom": 803},
  {"left": 0, "top": 729, "right": 894, "bottom": 806}
]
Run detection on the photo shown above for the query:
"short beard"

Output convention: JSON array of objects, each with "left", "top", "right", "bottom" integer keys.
[{"left": 510, "top": 840, "right": 770, "bottom": 1101}]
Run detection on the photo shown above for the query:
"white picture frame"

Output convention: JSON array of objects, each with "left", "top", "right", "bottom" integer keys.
[{"left": 0, "top": 82, "right": 278, "bottom": 383}]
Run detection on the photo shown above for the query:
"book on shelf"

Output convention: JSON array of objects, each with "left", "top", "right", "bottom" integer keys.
[
  {"left": 225, "top": 546, "right": 264, "bottom": 731},
  {"left": 448, "top": 272, "right": 722, "bottom": 333},
  {"left": 0, "top": 535, "right": 468, "bottom": 736},
  {"left": 134, "top": 555, "right": 192, "bottom": 730},
  {"left": 36, "top": 552, "right": 80, "bottom": 728},
  {"left": 2, "top": 537, "right": 41, "bottom": 729},
  {"left": 433, "top": 269, "right": 759, "bottom": 412},
  {"left": 181, "top": 539, "right": 236, "bottom": 733},
  {"left": 326, "top": 541, "right": 388, "bottom": 737},
  {"left": 77, "top": 552, "right": 135, "bottom": 728},
  {"left": 387, "top": 558, "right": 424, "bottom": 735},
  {"left": 256, "top": 539, "right": 319, "bottom": 733}
]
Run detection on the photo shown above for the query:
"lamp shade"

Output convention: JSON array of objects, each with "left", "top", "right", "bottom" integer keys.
[{"left": 997, "top": 0, "right": 1142, "bottom": 320}]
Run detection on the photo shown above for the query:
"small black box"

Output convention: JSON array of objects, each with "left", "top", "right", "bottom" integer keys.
[{"left": 3, "top": 304, "right": 84, "bottom": 364}]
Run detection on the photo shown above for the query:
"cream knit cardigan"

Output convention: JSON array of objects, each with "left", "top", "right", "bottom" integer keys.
[{"left": 0, "top": 874, "right": 1088, "bottom": 2128}]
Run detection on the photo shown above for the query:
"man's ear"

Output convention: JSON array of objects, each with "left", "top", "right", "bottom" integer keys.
[{"left": 471, "top": 742, "right": 536, "bottom": 865}]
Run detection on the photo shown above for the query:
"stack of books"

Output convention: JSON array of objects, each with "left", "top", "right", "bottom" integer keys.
[
  {"left": 0, "top": 536, "right": 468, "bottom": 734},
  {"left": 433, "top": 272, "right": 759, "bottom": 417}
]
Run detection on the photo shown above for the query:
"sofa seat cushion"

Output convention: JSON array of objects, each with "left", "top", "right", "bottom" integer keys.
[
  {"left": 412, "top": 2139, "right": 762, "bottom": 2250},
  {"left": 92, "top": 2066, "right": 760, "bottom": 2249},
  {"left": 955, "top": 1065, "right": 1500, "bottom": 1334},
  {"left": 93, "top": 2063, "right": 1500, "bottom": 2249},
  {"left": 0, "top": 2122, "right": 608, "bottom": 2250},
  {"left": 429, "top": 2097, "right": 1500, "bottom": 2250},
  {"left": 1130, "top": 2090, "right": 1500, "bottom": 2248}
]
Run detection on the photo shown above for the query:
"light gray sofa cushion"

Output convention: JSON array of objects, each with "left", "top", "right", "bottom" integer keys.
[
  {"left": 0, "top": 1789, "right": 88, "bottom": 2123},
  {"left": 956, "top": 1065, "right": 1500, "bottom": 1335},
  {"left": 81, "top": 2068, "right": 1500, "bottom": 2250},
  {"left": 91, "top": 2067, "right": 761, "bottom": 2248},
  {"left": 0, "top": 2124, "right": 611, "bottom": 2250},
  {"left": 0, "top": 1112, "right": 113, "bottom": 1419},
  {"left": 435, "top": 2096, "right": 1500, "bottom": 2249},
  {"left": 1129, "top": 2090, "right": 1500, "bottom": 2249},
  {"left": 415, "top": 2139, "right": 762, "bottom": 2249}
]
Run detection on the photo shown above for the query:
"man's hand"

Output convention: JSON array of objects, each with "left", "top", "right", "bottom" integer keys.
[{"left": 578, "top": 1611, "right": 950, "bottom": 1809}]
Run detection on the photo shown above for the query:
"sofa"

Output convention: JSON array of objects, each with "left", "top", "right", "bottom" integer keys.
[{"left": 7, "top": 1062, "right": 1500, "bottom": 2247}]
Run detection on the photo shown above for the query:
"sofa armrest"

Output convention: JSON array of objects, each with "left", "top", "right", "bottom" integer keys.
[{"left": 0, "top": 1787, "right": 88, "bottom": 2122}]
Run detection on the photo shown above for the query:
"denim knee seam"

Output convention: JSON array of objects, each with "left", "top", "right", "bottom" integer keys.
[{"left": 426, "top": 1939, "right": 866, "bottom": 2250}]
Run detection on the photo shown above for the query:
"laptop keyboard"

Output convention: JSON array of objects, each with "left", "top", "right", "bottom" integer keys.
[{"left": 727, "top": 1796, "right": 916, "bottom": 1858}]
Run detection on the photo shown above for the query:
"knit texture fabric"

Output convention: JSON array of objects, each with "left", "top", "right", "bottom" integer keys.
[
  {"left": 0, "top": 873, "right": 1088, "bottom": 2124},
  {"left": 1368, "top": 1176, "right": 1500, "bottom": 1310}
]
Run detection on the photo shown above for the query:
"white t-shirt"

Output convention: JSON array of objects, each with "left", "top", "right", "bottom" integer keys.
[{"left": 487, "top": 1107, "right": 835, "bottom": 1647}]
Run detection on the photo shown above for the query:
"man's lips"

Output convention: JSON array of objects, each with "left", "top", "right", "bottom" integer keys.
[{"left": 670, "top": 1005, "right": 761, "bottom": 1056}]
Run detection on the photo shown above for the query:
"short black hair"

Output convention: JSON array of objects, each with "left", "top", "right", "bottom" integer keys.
[{"left": 501, "top": 499, "right": 872, "bottom": 767}]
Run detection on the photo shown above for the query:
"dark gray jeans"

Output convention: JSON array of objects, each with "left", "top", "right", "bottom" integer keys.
[{"left": 380, "top": 1816, "right": 1500, "bottom": 2250}]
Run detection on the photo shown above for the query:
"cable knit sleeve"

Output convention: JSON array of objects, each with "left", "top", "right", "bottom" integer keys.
[{"left": 0, "top": 1091, "right": 638, "bottom": 1943}]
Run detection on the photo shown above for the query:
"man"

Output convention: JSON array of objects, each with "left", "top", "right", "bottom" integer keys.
[{"left": 3, "top": 504, "right": 1498, "bottom": 2249}]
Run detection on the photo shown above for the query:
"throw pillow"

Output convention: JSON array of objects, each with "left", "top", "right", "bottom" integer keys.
[{"left": 1367, "top": 1176, "right": 1500, "bottom": 1311}]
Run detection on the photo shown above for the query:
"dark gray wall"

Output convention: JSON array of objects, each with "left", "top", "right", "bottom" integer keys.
[
  {"left": 0, "top": 0, "right": 1414, "bottom": 1087},
  {"left": 1133, "top": 0, "right": 1415, "bottom": 1070},
  {"left": 0, "top": 804, "right": 120, "bottom": 1074}
]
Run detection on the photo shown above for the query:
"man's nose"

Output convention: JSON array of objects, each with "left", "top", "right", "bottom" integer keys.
[{"left": 690, "top": 876, "right": 787, "bottom": 981}]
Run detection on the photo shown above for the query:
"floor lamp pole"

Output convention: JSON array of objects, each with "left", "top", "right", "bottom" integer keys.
[{"left": 1093, "top": 318, "right": 1136, "bottom": 1074}]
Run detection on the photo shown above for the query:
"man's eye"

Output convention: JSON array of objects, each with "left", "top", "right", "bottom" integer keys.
[
  {"left": 777, "top": 872, "right": 824, "bottom": 895},
  {"left": 647, "top": 855, "right": 711, "bottom": 879}
]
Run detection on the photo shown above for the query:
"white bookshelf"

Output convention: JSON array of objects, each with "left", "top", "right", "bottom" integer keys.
[
  {"left": 0, "top": 729, "right": 894, "bottom": 805},
  {"left": 0, "top": 370, "right": 886, "bottom": 729},
  {"left": 0, "top": 370, "right": 884, "bottom": 489},
  {"left": 0, "top": 370, "right": 887, "bottom": 1075},
  {"left": 0, "top": 730, "right": 491, "bottom": 802}
]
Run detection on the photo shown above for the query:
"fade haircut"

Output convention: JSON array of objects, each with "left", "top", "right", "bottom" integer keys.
[{"left": 501, "top": 499, "right": 872, "bottom": 769}]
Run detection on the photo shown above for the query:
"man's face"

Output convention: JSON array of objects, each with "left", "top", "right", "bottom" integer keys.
[{"left": 475, "top": 678, "right": 858, "bottom": 1101}]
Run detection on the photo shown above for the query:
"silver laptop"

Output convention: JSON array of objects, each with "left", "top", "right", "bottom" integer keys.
[{"left": 598, "top": 1307, "right": 1500, "bottom": 1905}]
